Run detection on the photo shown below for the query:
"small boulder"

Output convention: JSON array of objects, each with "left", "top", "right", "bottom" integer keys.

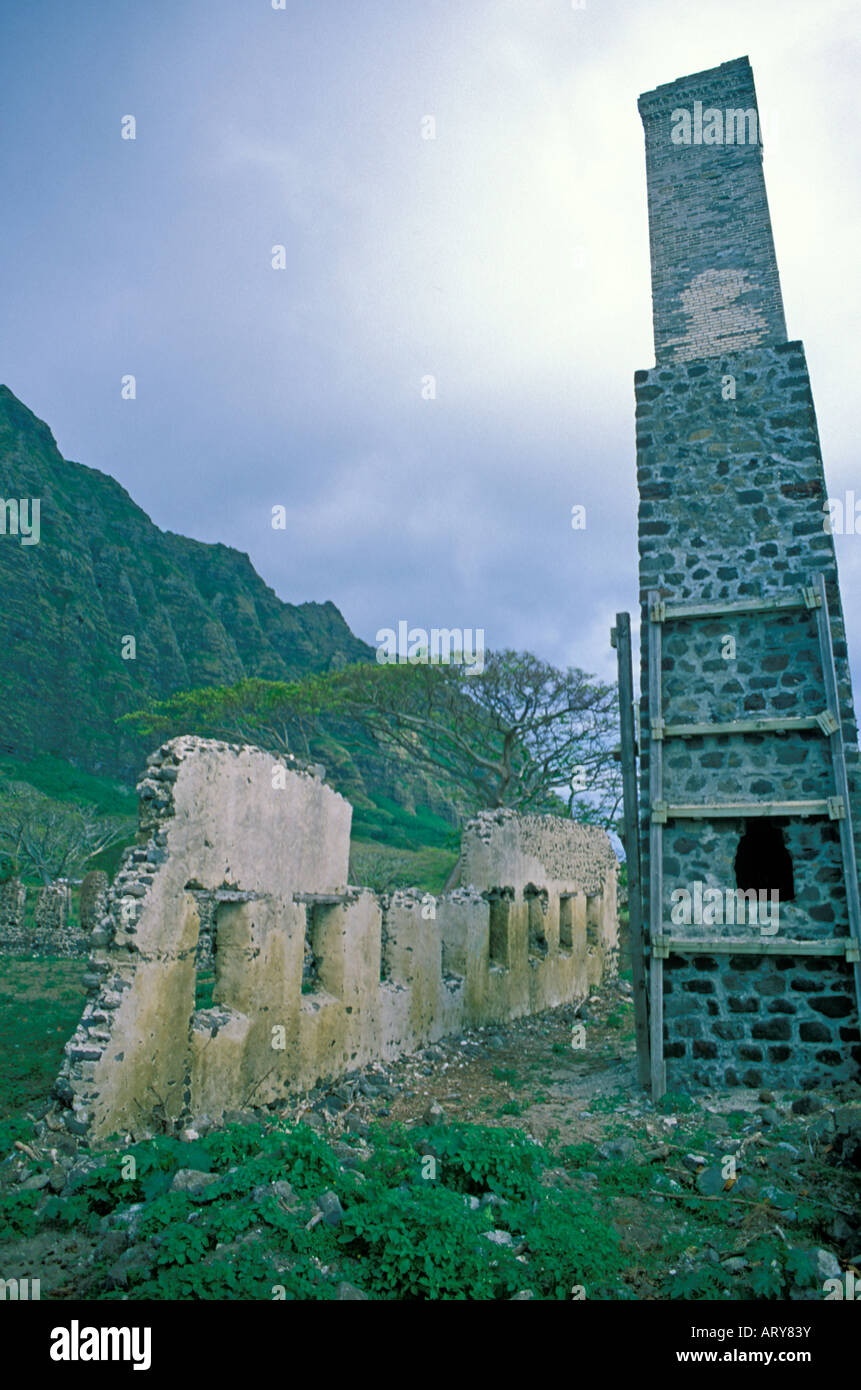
[
  {"left": 19, "top": 1172, "right": 51, "bottom": 1192},
  {"left": 696, "top": 1166, "right": 728, "bottom": 1197},
  {"left": 316, "top": 1190, "right": 344, "bottom": 1227},
  {"left": 599, "top": 1135, "right": 635, "bottom": 1161},
  {"left": 791, "top": 1095, "right": 823, "bottom": 1116},
  {"left": 482, "top": 1230, "right": 516, "bottom": 1248},
  {"left": 423, "top": 1100, "right": 446, "bottom": 1127},
  {"left": 682, "top": 1153, "right": 707, "bottom": 1174},
  {"left": 95, "top": 1229, "right": 129, "bottom": 1263},
  {"left": 170, "top": 1169, "right": 220, "bottom": 1200},
  {"left": 337, "top": 1281, "right": 368, "bottom": 1300}
]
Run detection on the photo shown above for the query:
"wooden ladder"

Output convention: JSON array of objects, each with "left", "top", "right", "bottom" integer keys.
[{"left": 646, "top": 571, "right": 861, "bottom": 1101}]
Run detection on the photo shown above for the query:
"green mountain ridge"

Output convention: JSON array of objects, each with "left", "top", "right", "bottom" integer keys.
[
  {"left": 0, "top": 384, "right": 373, "bottom": 778},
  {"left": 0, "top": 385, "right": 461, "bottom": 868}
]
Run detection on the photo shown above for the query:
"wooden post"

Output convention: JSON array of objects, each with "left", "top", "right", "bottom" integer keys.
[
  {"left": 812, "top": 571, "right": 861, "bottom": 1031},
  {"left": 613, "top": 613, "right": 650, "bottom": 1088},
  {"left": 647, "top": 591, "right": 666, "bottom": 1101}
]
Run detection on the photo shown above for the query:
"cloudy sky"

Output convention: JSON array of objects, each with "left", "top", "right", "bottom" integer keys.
[{"left": 1, "top": 0, "right": 859, "bottom": 690}]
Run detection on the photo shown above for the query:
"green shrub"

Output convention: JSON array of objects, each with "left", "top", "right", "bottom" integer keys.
[
  {"left": 362, "top": 1122, "right": 422, "bottom": 1190},
  {"left": 509, "top": 1193, "right": 624, "bottom": 1299},
  {"left": 666, "top": 1264, "right": 738, "bottom": 1300},
  {"left": 589, "top": 1089, "right": 628, "bottom": 1114},
  {"left": 136, "top": 1191, "right": 195, "bottom": 1237},
  {"left": 412, "top": 1123, "right": 544, "bottom": 1199},
  {"left": 0, "top": 1186, "right": 42, "bottom": 1237},
  {"left": 339, "top": 1185, "right": 519, "bottom": 1299},
  {"left": 65, "top": 1135, "right": 213, "bottom": 1216},
  {"left": 154, "top": 1217, "right": 211, "bottom": 1268},
  {"left": 0, "top": 1115, "right": 29, "bottom": 1152},
  {"left": 201, "top": 1124, "right": 266, "bottom": 1172},
  {"left": 596, "top": 1159, "right": 653, "bottom": 1197},
  {"left": 273, "top": 1126, "right": 342, "bottom": 1194},
  {"left": 126, "top": 1247, "right": 307, "bottom": 1301},
  {"left": 558, "top": 1142, "right": 596, "bottom": 1167},
  {"left": 656, "top": 1090, "right": 697, "bottom": 1115}
]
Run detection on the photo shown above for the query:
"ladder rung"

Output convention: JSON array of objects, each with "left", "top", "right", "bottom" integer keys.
[
  {"left": 653, "top": 799, "right": 832, "bottom": 822},
  {"left": 662, "top": 715, "right": 825, "bottom": 738},
  {"left": 656, "top": 591, "right": 815, "bottom": 623},
  {"left": 653, "top": 934, "right": 858, "bottom": 960}
]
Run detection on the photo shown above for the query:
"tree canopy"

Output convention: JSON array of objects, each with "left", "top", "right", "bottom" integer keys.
[
  {"left": 123, "top": 650, "right": 621, "bottom": 829},
  {"left": 0, "top": 782, "right": 133, "bottom": 885}
]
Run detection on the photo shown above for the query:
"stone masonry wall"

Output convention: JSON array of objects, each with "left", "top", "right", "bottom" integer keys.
[
  {"left": 636, "top": 346, "right": 861, "bottom": 1088},
  {"left": 636, "top": 59, "right": 861, "bottom": 1091},
  {"left": 459, "top": 808, "right": 619, "bottom": 985},
  {"left": 0, "top": 879, "right": 89, "bottom": 957},
  {"left": 79, "top": 870, "right": 109, "bottom": 936},
  {"left": 52, "top": 737, "right": 618, "bottom": 1141},
  {"left": 460, "top": 808, "right": 618, "bottom": 896},
  {"left": 638, "top": 56, "right": 787, "bottom": 365},
  {"left": 0, "top": 878, "right": 27, "bottom": 951}
]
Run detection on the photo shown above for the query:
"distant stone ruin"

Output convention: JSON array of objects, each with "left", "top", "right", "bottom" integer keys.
[
  {"left": 52, "top": 737, "right": 618, "bottom": 1141},
  {"left": 0, "top": 876, "right": 98, "bottom": 957}
]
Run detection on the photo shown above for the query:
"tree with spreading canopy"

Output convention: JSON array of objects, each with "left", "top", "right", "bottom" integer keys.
[
  {"left": 0, "top": 782, "right": 134, "bottom": 885},
  {"left": 122, "top": 649, "right": 621, "bottom": 829}
]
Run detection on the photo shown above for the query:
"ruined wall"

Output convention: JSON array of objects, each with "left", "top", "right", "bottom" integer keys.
[
  {"left": 0, "top": 879, "right": 27, "bottom": 951},
  {"left": 53, "top": 737, "right": 617, "bottom": 1140},
  {"left": 0, "top": 879, "right": 89, "bottom": 957},
  {"left": 459, "top": 809, "right": 619, "bottom": 986},
  {"left": 79, "top": 870, "right": 109, "bottom": 936},
  {"left": 636, "top": 58, "right": 861, "bottom": 1090}
]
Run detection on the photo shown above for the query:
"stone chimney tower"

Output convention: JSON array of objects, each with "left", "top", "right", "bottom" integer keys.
[
  {"left": 634, "top": 57, "right": 861, "bottom": 1095},
  {"left": 638, "top": 56, "right": 787, "bottom": 365}
]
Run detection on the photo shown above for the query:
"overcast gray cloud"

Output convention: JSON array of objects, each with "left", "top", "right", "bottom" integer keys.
[{"left": 1, "top": 0, "right": 858, "bottom": 692}]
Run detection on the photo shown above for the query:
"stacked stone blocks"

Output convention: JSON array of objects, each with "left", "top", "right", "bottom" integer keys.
[{"left": 635, "top": 58, "right": 861, "bottom": 1090}]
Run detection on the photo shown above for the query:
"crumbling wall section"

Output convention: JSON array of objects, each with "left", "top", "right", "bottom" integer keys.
[
  {"left": 0, "top": 873, "right": 107, "bottom": 958},
  {"left": 0, "top": 878, "right": 27, "bottom": 952},
  {"left": 0, "top": 879, "right": 89, "bottom": 957},
  {"left": 79, "top": 870, "right": 109, "bottom": 937},
  {"left": 52, "top": 738, "right": 618, "bottom": 1141},
  {"left": 459, "top": 808, "right": 619, "bottom": 982}
]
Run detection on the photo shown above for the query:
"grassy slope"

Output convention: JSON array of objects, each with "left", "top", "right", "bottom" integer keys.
[{"left": 0, "top": 958, "right": 88, "bottom": 1143}]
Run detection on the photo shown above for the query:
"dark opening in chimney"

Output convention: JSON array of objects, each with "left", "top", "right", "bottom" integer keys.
[{"left": 734, "top": 820, "right": 795, "bottom": 902}]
